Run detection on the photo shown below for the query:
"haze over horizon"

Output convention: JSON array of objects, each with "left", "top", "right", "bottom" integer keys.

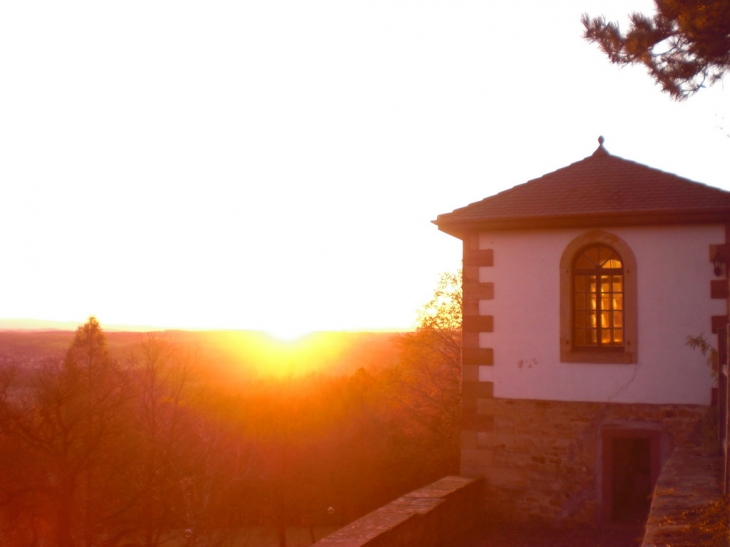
[
  {"left": 0, "top": 317, "right": 409, "bottom": 336},
  {"left": 1, "top": 0, "right": 728, "bottom": 338}
]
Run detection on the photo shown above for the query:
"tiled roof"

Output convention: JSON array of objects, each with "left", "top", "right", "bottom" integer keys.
[{"left": 435, "top": 141, "right": 730, "bottom": 234}]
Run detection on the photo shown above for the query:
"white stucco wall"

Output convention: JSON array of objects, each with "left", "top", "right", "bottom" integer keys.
[{"left": 477, "top": 224, "right": 725, "bottom": 405}]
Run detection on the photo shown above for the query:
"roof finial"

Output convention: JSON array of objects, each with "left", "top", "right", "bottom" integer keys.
[{"left": 592, "top": 135, "right": 609, "bottom": 156}]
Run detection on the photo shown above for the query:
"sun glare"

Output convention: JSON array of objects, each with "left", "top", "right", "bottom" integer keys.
[
  {"left": 264, "top": 326, "right": 312, "bottom": 343},
  {"left": 204, "top": 330, "right": 353, "bottom": 378}
]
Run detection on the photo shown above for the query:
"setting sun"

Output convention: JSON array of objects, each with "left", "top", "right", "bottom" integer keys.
[
  {"left": 264, "top": 326, "right": 313, "bottom": 343},
  {"left": 190, "top": 330, "right": 376, "bottom": 377}
]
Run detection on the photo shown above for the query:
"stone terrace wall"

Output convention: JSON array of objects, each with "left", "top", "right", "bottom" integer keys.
[
  {"left": 313, "top": 476, "right": 483, "bottom": 547},
  {"left": 462, "top": 398, "right": 706, "bottom": 526},
  {"left": 642, "top": 418, "right": 723, "bottom": 547}
]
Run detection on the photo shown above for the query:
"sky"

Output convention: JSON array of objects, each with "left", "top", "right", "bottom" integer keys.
[{"left": 0, "top": 1, "right": 728, "bottom": 338}]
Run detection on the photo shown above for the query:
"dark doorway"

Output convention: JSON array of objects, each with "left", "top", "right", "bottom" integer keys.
[
  {"left": 610, "top": 438, "right": 651, "bottom": 523},
  {"left": 602, "top": 429, "right": 660, "bottom": 525}
]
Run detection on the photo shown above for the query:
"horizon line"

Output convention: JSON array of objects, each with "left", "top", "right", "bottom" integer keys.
[{"left": 0, "top": 318, "right": 412, "bottom": 334}]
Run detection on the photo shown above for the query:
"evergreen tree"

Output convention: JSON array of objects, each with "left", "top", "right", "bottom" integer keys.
[{"left": 583, "top": 0, "right": 730, "bottom": 99}]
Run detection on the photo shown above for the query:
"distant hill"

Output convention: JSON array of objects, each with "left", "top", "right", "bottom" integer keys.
[{"left": 0, "top": 328, "right": 404, "bottom": 379}]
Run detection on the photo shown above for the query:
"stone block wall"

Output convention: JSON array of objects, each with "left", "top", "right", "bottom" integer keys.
[
  {"left": 313, "top": 476, "right": 483, "bottom": 547},
  {"left": 461, "top": 398, "right": 706, "bottom": 526}
]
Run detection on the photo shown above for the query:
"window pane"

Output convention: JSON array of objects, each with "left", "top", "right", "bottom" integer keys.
[
  {"left": 575, "top": 311, "right": 586, "bottom": 327},
  {"left": 605, "top": 257, "right": 622, "bottom": 268},
  {"left": 575, "top": 294, "right": 586, "bottom": 311},
  {"left": 613, "top": 311, "right": 623, "bottom": 328},
  {"left": 601, "top": 311, "right": 610, "bottom": 328},
  {"left": 601, "top": 329, "right": 611, "bottom": 344},
  {"left": 612, "top": 276, "right": 623, "bottom": 293},
  {"left": 589, "top": 276, "right": 597, "bottom": 294},
  {"left": 598, "top": 246, "right": 611, "bottom": 266},
  {"left": 585, "top": 246, "right": 600, "bottom": 266},
  {"left": 575, "top": 276, "right": 586, "bottom": 292},
  {"left": 589, "top": 329, "right": 597, "bottom": 344},
  {"left": 600, "top": 276, "right": 610, "bottom": 293},
  {"left": 601, "top": 295, "right": 611, "bottom": 311},
  {"left": 575, "top": 329, "right": 587, "bottom": 346},
  {"left": 613, "top": 294, "right": 623, "bottom": 311},
  {"left": 614, "top": 329, "right": 624, "bottom": 344},
  {"left": 575, "top": 255, "right": 594, "bottom": 269},
  {"left": 589, "top": 312, "right": 597, "bottom": 328}
]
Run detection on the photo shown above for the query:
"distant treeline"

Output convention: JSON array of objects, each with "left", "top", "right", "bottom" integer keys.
[
  {"left": 0, "top": 276, "right": 462, "bottom": 547},
  {"left": 0, "top": 329, "right": 402, "bottom": 379}
]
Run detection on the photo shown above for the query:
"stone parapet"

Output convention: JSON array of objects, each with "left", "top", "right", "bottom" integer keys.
[
  {"left": 641, "top": 418, "right": 723, "bottom": 547},
  {"left": 313, "top": 476, "right": 484, "bottom": 547}
]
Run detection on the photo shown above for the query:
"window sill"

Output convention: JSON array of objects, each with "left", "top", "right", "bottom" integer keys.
[{"left": 561, "top": 351, "right": 636, "bottom": 364}]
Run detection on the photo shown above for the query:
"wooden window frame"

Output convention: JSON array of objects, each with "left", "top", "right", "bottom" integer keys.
[
  {"left": 560, "top": 231, "right": 637, "bottom": 364},
  {"left": 573, "top": 244, "right": 625, "bottom": 350}
]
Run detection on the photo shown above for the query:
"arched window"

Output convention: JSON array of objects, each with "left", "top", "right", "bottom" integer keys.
[
  {"left": 573, "top": 244, "right": 624, "bottom": 349},
  {"left": 560, "top": 231, "right": 637, "bottom": 364}
]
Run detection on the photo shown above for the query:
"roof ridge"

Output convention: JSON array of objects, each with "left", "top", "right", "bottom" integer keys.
[{"left": 434, "top": 142, "right": 730, "bottom": 234}]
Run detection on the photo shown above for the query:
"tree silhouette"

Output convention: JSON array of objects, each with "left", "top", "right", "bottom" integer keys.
[
  {"left": 0, "top": 303, "right": 466, "bottom": 546},
  {"left": 583, "top": 0, "right": 730, "bottom": 99},
  {"left": 383, "top": 272, "right": 462, "bottom": 482},
  {"left": 0, "top": 317, "right": 133, "bottom": 547}
]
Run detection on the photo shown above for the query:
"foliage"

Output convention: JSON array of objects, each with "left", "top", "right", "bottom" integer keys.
[
  {"left": 383, "top": 272, "right": 462, "bottom": 481},
  {"left": 0, "top": 320, "right": 245, "bottom": 547},
  {"left": 0, "top": 273, "right": 465, "bottom": 547},
  {"left": 0, "top": 317, "right": 133, "bottom": 547},
  {"left": 583, "top": 0, "right": 730, "bottom": 99},
  {"left": 686, "top": 333, "right": 718, "bottom": 377}
]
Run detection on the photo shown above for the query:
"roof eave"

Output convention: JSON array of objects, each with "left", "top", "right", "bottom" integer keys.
[{"left": 434, "top": 209, "right": 730, "bottom": 239}]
